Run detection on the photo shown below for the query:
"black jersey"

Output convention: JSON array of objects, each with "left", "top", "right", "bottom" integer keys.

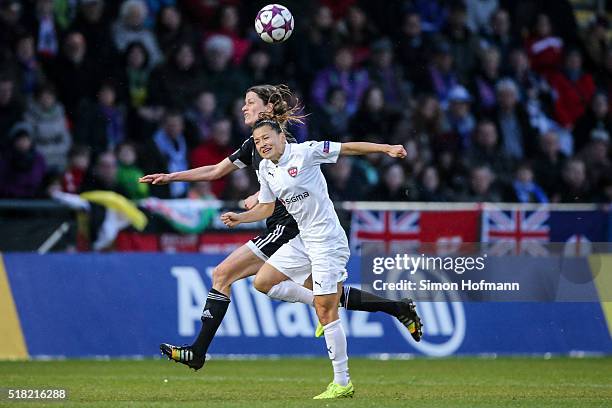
[{"left": 228, "top": 135, "right": 299, "bottom": 230}]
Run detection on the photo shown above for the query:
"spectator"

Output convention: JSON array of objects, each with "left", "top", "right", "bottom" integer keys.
[
  {"left": 230, "top": 97, "right": 252, "bottom": 144},
  {"left": 438, "top": 1, "right": 481, "bottom": 81},
  {"left": 371, "top": 163, "right": 411, "bottom": 201},
  {"left": 593, "top": 175, "right": 612, "bottom": 204},
  {"left": 580, "top": 14, "right": 609, "bottom": 71},
  {"left": 368, "top": 38, "right": 408, "bottom": 108},
  {"left": 471, "top": 47, "right": 502, "bottom": 114},
  {"left": 221, "top": 170, "right": 254, "bottom": 201},
  {"left": 402, "top": 94, "right": 447, "bottom": 148},
  {"left": 71, "top": 0, "right": 118, "bottom": 73},
  {"left": 396, "top": 11, "right": 434, "bottom": 86},
  {"left": 578, "top": 129, "right": 611, "bottom": 188},
  {"left": 46, "top": 32, "right": 99, "bottom": 119},
  {"left": 0, "top": 122, "right": 46, "bottom": 198},
  {"left": 74, "top": 81, "right": 126, "bottom": 157},
  {"left": 24, "top": 83, "right": 72, "bottom": 171},
  {"left": 507, "top": 48, "right": 551, "bottom": 104},
  {"left": 188, "top": 181, "right": 216, "bottom": 200},
  {"left": 423, "top": 42, "right": 459, "bottom": 108},
  {"left": 412, "top": 0, "right": 448, "bottom": 33},
  {"left": 505, "top": 162, "right": 548, "bottom": 203},
  {"left": 525, "top": 13, "right": 563, "bottom": 76},
  {"left": 325, "top": 156, "right": 369, "bottom": 201},
  {"left": 459, "top": 165, "right": 502, "bottom": 202},
  {"left": 154, "top": 5, "right": 197, "bottom": 55},
  {"left": 118, "top": 41, "right": 151, "bottom": 110},
  {"left": 336, "top": 5, "right": 378, "bottom": 63},
  {"left": 291, "top": 5, "right": 338, "bottom": 92},
  {"left": 0, "top": 0, "right": 25, "bottom": 57},
  {"left": 116, "top": 142, "right": 148, "bottom": 200},
  {"left": 494, "top": 78, "right": 538, "bottom": 160},
  {"left": 112, "top": 0, "right": 162, "bottom": 69},
  {"left": 147, "top": 41, "right": 205, "bottom": 111},
  {"left": 206, "top": 5, "right": 251, "bottom": 66},
  {"left": 139, "top": 110, "right": 189, "bottom": 198},
  {"left": 554, "top": 158, "right": 592, "bottom": 203},
  {"left": 190, "top": 118, "right": 234, "bottom": 196},
  {"left": 533, "top": 131, "right": 567, "bottom": 196},
  {"left": 415, "top": 165, "right": 450, "bottom": 202},
  {"left": 546, "top": 48, "right": 596, "bottom": 129},
  {"left": 309, "top": 87, "right": 351, "bottom": 142},
  {"left": 61, "top": 145, "right": 90, "bottom": 194},
  {"left": 24, "top": 0, "right": 60, "bottom": 59},
  {"left": 242, "top": 45, "right": 278, "bottom": 86},
  {"left": 311, "top": 45, "right": 370, "bottom": 115},
  {"left": 185, "top": 91, "right": 219, "bottom": 143},
  {"left": 442, "top": 85, "right": 476, "bottom": 151},
  {"left": 12, "top": 33, "right": 46, "bottom": 99},
  {"left": 466, "top": 0, "right": 499, "bottom": 34},
  {"left": 201, "top": 34, "right": 248, "bottom": 112},
  {"left": 573, "top": 93, "right": 612, "bottom": 152},
  {"left": 0, "top": 75, "right": 24, "bottom": 144},
  {"left": 349, "top": 86, "right": 399, "bottom": 143},
  {"left": 463, "top": 119, "right": 514, "bottom": 181},
  {"left": 80, "top": 151, "right": 127, "bottom": 195},
  {"left": 435, "top": 149, "right": 468, "bottom": 194},
  {"left": 481, "top": 8, "right": 515, "bottom": 67}
]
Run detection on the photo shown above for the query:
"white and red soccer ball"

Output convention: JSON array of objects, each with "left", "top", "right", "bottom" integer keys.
[{"left": 254, "top": 4, "right": 294, "bottom": 43}]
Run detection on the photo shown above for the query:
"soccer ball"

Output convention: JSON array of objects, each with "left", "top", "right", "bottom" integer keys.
[{"left": 254, "top": 4, "right": 294, "bottom": 43}]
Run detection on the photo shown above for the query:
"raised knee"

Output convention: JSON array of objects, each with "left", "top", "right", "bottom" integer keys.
[{"left": 253, "top": 274, "right": 272, "bottom": 294}]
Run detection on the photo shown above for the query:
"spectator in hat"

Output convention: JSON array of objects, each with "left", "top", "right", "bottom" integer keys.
[
  {"left": 423, "top": 41, "right": 459, "bottom": 108},
  {"left": 0, "top": 122, "right": 46, "bottom": 198},
  {"left": 443, "top": 85, "right": 476, "bottom": 150}
]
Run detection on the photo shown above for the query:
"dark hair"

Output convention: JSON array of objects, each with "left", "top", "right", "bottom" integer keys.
[
  {"left": 246, "top": 84, "right": 306, "bottom": 128},
  {"left": 34, "top": 82, "right": 57, "bottom": 99},
  {"left": 123, "top": 41, "right": 150, "bottom": 68}
]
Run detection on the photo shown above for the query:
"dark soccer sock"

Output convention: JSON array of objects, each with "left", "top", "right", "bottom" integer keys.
[
  {"left": 340, "top": 286, "right": 400, "bottom": 316},
  {"left": 191, "top": 288, "right": 231, "bottom": 356}
]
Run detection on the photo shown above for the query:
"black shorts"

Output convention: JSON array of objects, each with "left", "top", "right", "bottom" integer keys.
[{"left": 246, "top": 224, "right": 299, "bottom": 260}]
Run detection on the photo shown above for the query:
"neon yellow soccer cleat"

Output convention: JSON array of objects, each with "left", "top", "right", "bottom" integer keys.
[
  {"left": 313, "top": 381, "right": 355, "bottom": 399},
  {"left": 315, "top": 322, "right": 325, "bottom": 338}
]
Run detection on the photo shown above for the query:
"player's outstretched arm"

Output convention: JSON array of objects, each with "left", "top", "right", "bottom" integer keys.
[
  {"left": 139, "top": 158, "right": 238, "bottom": 185},
  {"left": 340, "top": 142, "right": 407, "bottom": 159},
  {"left": 221, "top": 202, "right": 275, "bottom": 228}
]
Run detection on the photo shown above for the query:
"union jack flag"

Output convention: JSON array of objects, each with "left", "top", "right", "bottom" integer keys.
[
  {"left": 350, "top": 210, "right": 421, "bottom": 253},
  {"left": 481, "top": 207, "right": 550, "bottom": 255}
]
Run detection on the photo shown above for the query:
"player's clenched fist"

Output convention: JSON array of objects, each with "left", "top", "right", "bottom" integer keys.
[
  {"left": 386, "top": 145, "right": 407, "bottom": 158},
  {"left": 221, "top": 212, "right": 242, "bottom": 228},
  {"left": 139, "top": 173, "right": 172, "bottom": 185}
]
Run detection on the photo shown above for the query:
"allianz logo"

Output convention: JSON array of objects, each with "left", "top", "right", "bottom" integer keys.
[{"left": 172, "top": 266, "right": 466, "bottom": 356}]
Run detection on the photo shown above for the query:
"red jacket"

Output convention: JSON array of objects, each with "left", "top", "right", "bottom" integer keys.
[
  {"left": 547, "top": 71, "right": 596, "bottom": 128},
  {"left": 190, "top": 141, "right": 233, "bottom": 196}
]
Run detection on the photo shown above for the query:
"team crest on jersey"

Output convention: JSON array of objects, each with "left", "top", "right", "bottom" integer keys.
[{"left": 288, "top": 166, "right": 298, "bottom": 177}]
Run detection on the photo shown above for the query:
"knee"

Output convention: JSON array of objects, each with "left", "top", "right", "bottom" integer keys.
[
  {"left": 253, "top": 273, "right": 272, "bottom": 294},
  {"left": 212, "top": 264, "right": 232, "bottom": 291},
  {"left": 315, "top": 302, "right": 337, "bottom": 326}
]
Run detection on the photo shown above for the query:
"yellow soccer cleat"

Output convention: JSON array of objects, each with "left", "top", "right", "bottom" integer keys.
[
  {"left": 313, "top": 381, "right": 355, "bottom": 399},
  {"left": 314, "top": 322, "right": 325, "bottom": 338}
]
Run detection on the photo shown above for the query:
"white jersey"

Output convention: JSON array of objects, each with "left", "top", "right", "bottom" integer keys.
[{"left": 258, "top": 141, "right": 347, "bottom": 246}]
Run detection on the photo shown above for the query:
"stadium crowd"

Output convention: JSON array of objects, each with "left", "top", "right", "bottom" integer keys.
[{"left": 0, "top": 0, "right": 611, "bottom": 204}]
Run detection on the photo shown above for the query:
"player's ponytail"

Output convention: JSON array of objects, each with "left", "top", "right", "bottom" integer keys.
[{"left": 247, "top": 84, "right": 306, "bottom": 129}]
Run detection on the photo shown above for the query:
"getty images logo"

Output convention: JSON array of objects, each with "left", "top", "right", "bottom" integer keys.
[{"left": 171, "top": 266, "right": 465, "bottom": 357}]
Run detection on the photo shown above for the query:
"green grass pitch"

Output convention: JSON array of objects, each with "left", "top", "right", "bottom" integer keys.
[{"left": 1, "top": 357, "right": 611, "bottom": 407}]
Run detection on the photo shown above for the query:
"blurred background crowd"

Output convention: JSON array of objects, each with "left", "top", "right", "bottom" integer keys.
[{"left": 1, "top": 0, "right": 611, "bottom": 204}]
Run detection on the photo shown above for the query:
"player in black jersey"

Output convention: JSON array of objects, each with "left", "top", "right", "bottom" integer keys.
[{"left": 139, "top": 84, "right": 422, "bottom": 371}]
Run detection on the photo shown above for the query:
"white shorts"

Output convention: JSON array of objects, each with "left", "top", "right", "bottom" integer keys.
[{"left": 267, "top": 235, "right": 349, "bottom": 295}]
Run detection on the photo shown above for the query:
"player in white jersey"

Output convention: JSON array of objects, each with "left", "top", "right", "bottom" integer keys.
[{"left": 221, "top": 116, "right": 407, "bottom": 399}]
